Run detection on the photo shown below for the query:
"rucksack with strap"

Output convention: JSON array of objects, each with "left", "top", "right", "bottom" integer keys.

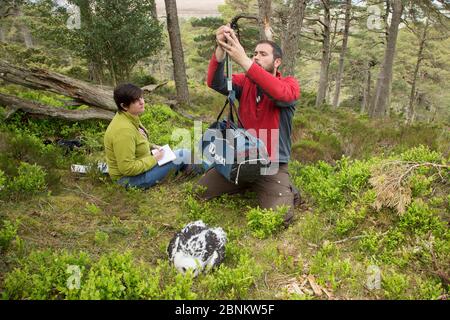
[{"left": 199, "top": 94, "right": 271, "bottom": 185}]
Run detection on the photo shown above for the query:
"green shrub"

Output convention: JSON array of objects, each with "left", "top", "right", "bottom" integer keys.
[
  {"left": 9, "top": 162, "right": 47, "bottom": 194},
  {"left": 409, "top": 174, "right": 434, "bottom": 197},
  {"left": 140, "top": 104, "right": 187, "bottom": 146},
  {"left": 296, "top": 91, "right": 317, "bottom": 108},
  {"left": 400, "top": 145, "right": 443, "bottom": 163},
  {"left": 312, "top": 131, "right": 343, "bottom": 160},
  {"left": 185, "top": 195, "right": 214, "bottom": 223},
  {"left": 335, "top": 157, "right": 372, "bottom": 195},
  {"left": 199, "top": 253, "right": 262, "bottom": 299},
  {"left": 0, "top": 130, "right": 63, "bottom": 192},
  {"left": 358, "top": 230, "right": 382, "bottom": 256},
  {"left": 398, "top": 200, "right": 445, "bottom": 237},
  {"left": 309, "top": 242, "right": 353, "bottom": 290},
  {"left": 0, "top": 219, "right": 18, "bottom": 252},
  {"left": 94, "top": 231, "right": 109, "bottom": 245},
  {"left": 2, "top": 250, "right": 198, "bottom": 300},
  {"left": 292, "top": 139, "right": 325, "bottom": 163},
  {"left": 292, "top": 160, "right": 347, "bottom": 211},
  {"left": 2, "top": 250, "right": 92, "bottom": 300},
  {"left": 80, "top": 252, "right": 154, "bottom": 300},
  {"left": 159, "top": 267, "right": 197, "bottom": 300},
  {"left": 298, "top": 212, "right": 326, "bottom": 245},
  {"left": 0, "top": 169, "right": 6, "bottom": 191},
  {"left": 1, "top": 131, "right": 63, "bottom": 169},
  {"left": 335, "top": 207, "right": 367, "bottom": 236},
  {"left": 131, "top": 72, "right": 157, "bottom": 87},
  {"left": 246, "top": 206, "right": 287, "bottom": 239},
  {"left": 382, "top": 271, "right": 410, "bottom": 300},
  {"left": 415, "top": 278, "right": 444, "bottom": 300},
  {"left": 85, "top": 203, "right": 102, "bottom": 215}
]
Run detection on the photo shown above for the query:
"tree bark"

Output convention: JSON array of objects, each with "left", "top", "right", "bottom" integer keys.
[
  {"left": 407, "top": 18, "right": 430, "bottom": 124},
  {"left": 258, "top": 0, "right": 273, "bottom": 41},
  {"left": 0, "top": 60, "right": 117, "bottom": 111},
  {"left": 361, "top": 62, "right": 372, "bottom": 114},
  {"left": 369, "top": 0, "right": 403, "bottom": 118},
  {"left": 76, "top": 0, "right": 105, "bottom": 85},
  {"left": 281, "top": 0, "right": 307, "bottom": 76},
  {"left": 150, "top": 0, "right": 158, "bottom": 20},
  {"left": 164, "top": 0, "right": 190, "bottom": 105},
  {"left": 332, "top": 0, "right": 351, "bottom": 108},
  {"left": 0, "top": 24, "right": 6, "bottom": 43},
  {"left": 315, "top": 0, "right": 331, "bottom": 107},
  {"left": 0, "top": 93, "right": 114, "bottom": 121},
  {"left": 13, "top": 6, "right": 33, "bottom": 48}
]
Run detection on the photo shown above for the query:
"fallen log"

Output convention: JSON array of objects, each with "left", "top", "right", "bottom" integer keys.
[
  {"left": 0, "top": 60, "right": 117, "bottom": 111},
  {"left": 0, "top": 60, "right": 169, "bottom": 112},
  {"left": 0, "top": 92, "right": 114, "bottom": 121}
]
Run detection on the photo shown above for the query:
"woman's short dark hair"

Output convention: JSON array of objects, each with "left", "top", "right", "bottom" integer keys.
[{"left": 113, "top": 83, "right": 143, "bottom": 112}]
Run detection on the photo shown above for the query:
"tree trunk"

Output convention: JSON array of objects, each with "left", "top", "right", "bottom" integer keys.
[
  {"left": 281, "top": 0, "right": 307, "bottom": 76},
  {"left": 384, "top": 0, "right": 390, "bottom": 43},
  {"left": 332, "top": 0, "right": 351, "bottom": 108},
  {"left": 369, "top": 0, "right": 403, "bottom": 118},
  {"left": 0, "top": 60, "right": 117, "bottom": 111},
  {"left": 77, "top": 0, "right": 105, "bottom": 85},
  {"left": 361, "top": 62, "right": 372, "bottom": 114},
  {"left": 0, "top": 24, "right": 6, "bottom": 43},
  {"left": 258, "top": 0, "right": 273, "bottom": 41},
  {"left": 164, "top": 0, "right": 190, "bottom": 105},
  {"left": 315, "top": 0, "right": 331, "bottom": 107},
  {"left": 0, "top": 93, "right": 114, "bottom": 121},
  {"left": 150, "top": 0, "right": 158, "bottom": 20},
  {"left": 13, "top": 7, "right": 33, "bottom": 48},
  {"left": 407, "top": 18, "right": 430, "bottom": 124}
]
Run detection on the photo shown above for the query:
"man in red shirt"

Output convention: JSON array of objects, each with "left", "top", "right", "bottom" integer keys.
[{"left": 197, "top": 25, "right": 301, "bottom": 226}]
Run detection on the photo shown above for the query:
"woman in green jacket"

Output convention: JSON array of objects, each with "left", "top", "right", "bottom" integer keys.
[{"left": 104, "top": 83, "right": 197, "bottom": 189}]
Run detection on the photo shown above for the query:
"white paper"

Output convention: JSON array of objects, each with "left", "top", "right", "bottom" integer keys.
[{"left": 152, "top": 144, "right": 177, "bottom": 166}]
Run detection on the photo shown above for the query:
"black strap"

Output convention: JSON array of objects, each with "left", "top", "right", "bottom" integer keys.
[
  {"left": 215, "top": 93, "right": 244, "bottom": 129},
  {"left": 229, "top": 97, "right": 244, "bottom": 128},
  {"left": 216, "top": 99, "right": 229, "bottom": 123}
]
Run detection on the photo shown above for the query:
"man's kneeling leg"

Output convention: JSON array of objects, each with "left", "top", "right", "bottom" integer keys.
[
  {"left": 254, "top": 164, "right": 296, "bottom": 227},
  {"left": 194, "top": 168, "right": 248, "bottom": 200}
]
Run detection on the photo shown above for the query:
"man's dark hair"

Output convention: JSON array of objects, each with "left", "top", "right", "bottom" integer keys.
[
  {"left": 256, "top": 40, "right": 283, "bottom": 61},
  {"left": 113, "top": 83, "right": 143, "bottom": 112}
]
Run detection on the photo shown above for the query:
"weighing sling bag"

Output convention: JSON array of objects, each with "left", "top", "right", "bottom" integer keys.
[{"left": 199, "top": 96, "right": 271, "bottom": 185}]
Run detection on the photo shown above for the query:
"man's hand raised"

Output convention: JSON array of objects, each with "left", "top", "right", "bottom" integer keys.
[
  {"left": 215, "top": 24, "right": 233, "bottom": 44},
  {"left": 214, "top": 24, "right": 233, "bottom": 62},
  {"left": 217, "top": 30, "right": 253, "bottom": 72}
]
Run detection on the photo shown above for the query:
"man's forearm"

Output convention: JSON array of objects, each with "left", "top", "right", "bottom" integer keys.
[{"left": 215, "top": 45, "right": 226, "bottom": 63}]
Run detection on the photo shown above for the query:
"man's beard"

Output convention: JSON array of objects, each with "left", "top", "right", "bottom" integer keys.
[{"left": 257, "top": 61, "right": 275, "bottom": 74}]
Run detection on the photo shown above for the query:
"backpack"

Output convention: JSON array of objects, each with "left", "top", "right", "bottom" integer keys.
[{"left": 199, "top": 97, "right": 271, "bottom": 185}]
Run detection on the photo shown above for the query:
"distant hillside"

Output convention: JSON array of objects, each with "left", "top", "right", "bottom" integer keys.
[{"left": 155, "top": 0, "right": 225, "bottom": 18}]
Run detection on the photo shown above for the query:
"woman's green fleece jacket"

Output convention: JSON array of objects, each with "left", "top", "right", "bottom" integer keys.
[{"left": 104, "top": 112, "right": 157, "bottom": 180}]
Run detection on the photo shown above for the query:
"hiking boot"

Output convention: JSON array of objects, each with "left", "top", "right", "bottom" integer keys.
[
  {"left": 291, "top": 184, "right": 302, "bottom": 207},
  {"left": 282, "top": 206, "right": 295, "bottom": 228}
]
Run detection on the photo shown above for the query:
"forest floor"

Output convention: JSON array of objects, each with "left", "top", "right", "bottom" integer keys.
[{"left": 0, "top": 84, "right": 449, "bottom": 300}]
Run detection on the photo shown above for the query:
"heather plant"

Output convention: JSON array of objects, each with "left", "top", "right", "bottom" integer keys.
[
  {"left": 0, "top": 219, "right": 19, "bottom": 252},
  {"left": 246, "top": 206, "right": 287, "bottom": 239},
  {"left": 8, "top": 162, "right": 47, "bottom": 195}
]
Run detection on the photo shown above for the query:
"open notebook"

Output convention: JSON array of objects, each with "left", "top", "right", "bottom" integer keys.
[{"left": 151, "top": 144, "right": 177, "bottom": 166}]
